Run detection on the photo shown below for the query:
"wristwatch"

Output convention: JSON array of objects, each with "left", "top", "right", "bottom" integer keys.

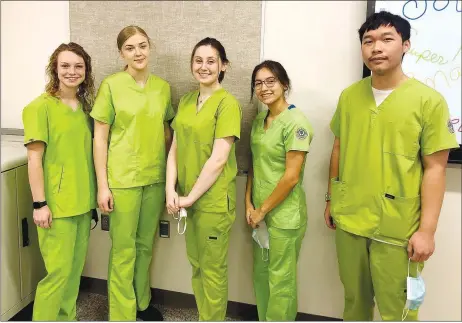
[
  {"left": 325, "top": 193, "right": 331, "bottom": 202},
  {"left": 33, "top": 201, "right": 47, "bottom": 209}
]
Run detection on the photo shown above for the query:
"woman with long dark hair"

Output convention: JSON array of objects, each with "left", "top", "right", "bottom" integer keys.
[
  {"left": 166, "top": 37, "right": 242, "bottom": 321},
  {"left": 246, "top": 60, "right": 313, "bottom": 321}
]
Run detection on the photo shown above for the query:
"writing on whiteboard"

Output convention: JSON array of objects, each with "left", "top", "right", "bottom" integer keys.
[
  {"left": 402, "top": 0, "right": 461, "bottom": 20},
  {"left": 375, "top": 0, "right": 461, "bottom": 143}
]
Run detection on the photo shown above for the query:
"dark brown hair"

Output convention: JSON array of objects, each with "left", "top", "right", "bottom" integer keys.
[
  {"left": 250, "top": 60, "right": 291, "bottom": 99},
  {"left": 190, "top": 37, "right": 229, "bottom": 83},
  {"left": 45, "top": 42, "right": 95, "bottom": 113}
]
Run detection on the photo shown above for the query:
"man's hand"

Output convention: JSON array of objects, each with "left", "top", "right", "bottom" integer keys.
[{"left": 407, "top": 230, "right": 435, "bottom": 262}]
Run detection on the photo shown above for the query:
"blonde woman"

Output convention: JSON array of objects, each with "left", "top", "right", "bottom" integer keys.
[{"left": 91, "top": 25, "right": 173, "bottom": 321}]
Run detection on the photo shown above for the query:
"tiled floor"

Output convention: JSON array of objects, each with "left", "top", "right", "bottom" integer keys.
[
  {"left": 77, "top": 292, "right": 238, "bottom": 321},
  {"left": 10, "top": 292, "right": 238, "bottom": 321}
]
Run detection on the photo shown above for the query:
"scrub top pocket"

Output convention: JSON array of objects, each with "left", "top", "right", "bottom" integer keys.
[
  {"left": 378, "top": 193, "right": 420, "bottom": 241},
  {"left": 47, "top": 164, "right": 64, "bottom": 194}
]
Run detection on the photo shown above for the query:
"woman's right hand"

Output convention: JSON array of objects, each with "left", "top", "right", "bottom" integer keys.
[
  {"left": 33, "top": 205, "right": 52, "bottom": 229},
  {"left": 98, "top": 187, "right": 114, "bottom": 214},
  {"left": 245, "top": 201, "right": 255, "bottom": 226},
  {"left": 166, "top": 189, "right": 179, "bottom": 215}
]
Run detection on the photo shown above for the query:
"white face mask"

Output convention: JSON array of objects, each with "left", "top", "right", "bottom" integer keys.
[
  {"left": 252, "top": 221, "right": 270, "bottom": 261},
  {"left": 173, "top": 208, "right": 187, "bottom": 235}
]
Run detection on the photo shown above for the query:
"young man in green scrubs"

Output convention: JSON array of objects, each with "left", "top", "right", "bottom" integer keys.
[{"left": 324, "top": 11, "right": 459, "bottom": 321}]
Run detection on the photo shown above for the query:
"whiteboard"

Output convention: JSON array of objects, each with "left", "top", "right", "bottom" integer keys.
[{"left": 375, "top": 0, "right": 461, "bottom": 145}]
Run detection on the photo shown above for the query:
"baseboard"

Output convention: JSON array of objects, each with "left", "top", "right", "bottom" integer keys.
[{"left": 80, "top": 276, "right": 341, "bottom": 321}]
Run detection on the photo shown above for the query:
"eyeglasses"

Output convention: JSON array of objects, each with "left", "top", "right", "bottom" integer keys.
[{"left": 254, "top": 77, "right": 277, "bottom": 90}]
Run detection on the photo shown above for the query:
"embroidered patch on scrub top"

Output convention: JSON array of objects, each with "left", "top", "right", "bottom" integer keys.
[
  {"left": 296, "top": 127, "right": 308, "bottom": 140},
  {"left": 447, "top": 119, "right": 455, "bottom": 133}
]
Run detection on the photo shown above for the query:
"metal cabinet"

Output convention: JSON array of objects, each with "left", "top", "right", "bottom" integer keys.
[
  {"left": 16, "top": 165, "right": 46, "bottom": 301},
  {"left": 1, "top": 140, "right": 46, "bottom": 321},
  {"left": 0, "top": 170, "right": 22, "bottom": 319}
]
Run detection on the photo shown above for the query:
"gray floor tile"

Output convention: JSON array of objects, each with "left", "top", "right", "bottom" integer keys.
[{"left": 76, "top": 292, "right": 237, "bottom": 321}]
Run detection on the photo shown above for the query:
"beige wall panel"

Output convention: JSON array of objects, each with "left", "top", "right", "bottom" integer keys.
[{"left": 70, "top": 1, "right": 262, "bottom": 172}]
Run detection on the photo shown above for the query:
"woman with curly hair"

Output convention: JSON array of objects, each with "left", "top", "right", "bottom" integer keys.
[{"left": 22, "top": 42, "right": 97, "bottom": 321}]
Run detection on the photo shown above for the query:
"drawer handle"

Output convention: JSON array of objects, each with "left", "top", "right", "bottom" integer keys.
[{"left": 22, "top": 218, "right": 30, "bottom": 247}]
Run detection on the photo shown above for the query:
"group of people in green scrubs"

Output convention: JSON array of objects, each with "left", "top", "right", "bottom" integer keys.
[{"left": 22, "top": 9, "right": 457, "bottom": 323}]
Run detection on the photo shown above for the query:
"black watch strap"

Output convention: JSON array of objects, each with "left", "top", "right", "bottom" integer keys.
[{"left": 33, "top": 201, "right": 47, "bottom": 209}]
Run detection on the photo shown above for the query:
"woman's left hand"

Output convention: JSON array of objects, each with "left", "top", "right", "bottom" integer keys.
[{"left": 179, "top": 196, "right": 194, "bottom": 208}]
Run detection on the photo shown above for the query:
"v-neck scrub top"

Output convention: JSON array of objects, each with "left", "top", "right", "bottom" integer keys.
[
  {"left": 250, "top": 106, "right": 313, "bottom": 229},
  {"left": 330, "top": 77, "right": 459, "bottom": 245},
  {"left": 90, "top": 72, "right": 175, "bottom": 188},
  {"left": 171, "top": 88, "right": 242, "bottom": 213},
  {"left": 22, "top": 93, "right": 97, "bottom": 218}
]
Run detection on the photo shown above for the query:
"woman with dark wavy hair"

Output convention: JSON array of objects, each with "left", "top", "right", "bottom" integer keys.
[{"left": 22, "top": 42, "right": 97, "bottom": 321}]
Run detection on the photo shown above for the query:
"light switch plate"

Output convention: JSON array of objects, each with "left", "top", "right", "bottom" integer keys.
[{"left": 159, "top": 220, "right": 169, "bottom": 238}]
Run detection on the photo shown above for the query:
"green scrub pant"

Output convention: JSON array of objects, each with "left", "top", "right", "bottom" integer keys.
[
  {"left": 108, "top": 183, "right": 165, "bottom": 321},
  {"left": 335, "top": 228, "right": 424, "bottom": 321},
  {"left": 185, "top": 208, "right": 235, "bottom": 321},
  {"left": 253, "top": 224, "right": 306, "bottom": 321},
  {"left": 33, "top": 211, "right": 91, "bottom": 321}
]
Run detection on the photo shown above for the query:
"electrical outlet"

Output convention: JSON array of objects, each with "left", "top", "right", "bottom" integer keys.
[
  {"left": 159, "top": 220, "right": 170, "bottom": 238},
  {"left": 101, "top": 214, "right": 110, "bottom": 231}
]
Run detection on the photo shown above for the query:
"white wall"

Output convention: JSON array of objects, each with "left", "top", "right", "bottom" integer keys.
[
  {"left": 261, "top": 1, "right": 367, "bottom": 318},
  {"left": 420, "top": 165, "right": 461, "bottom": 320},
  {"left": 2, "top": 1, "right": 461, "bottom": 321},
  {"left": 1, "top": 1, "right": 70, "bottom": 129}
]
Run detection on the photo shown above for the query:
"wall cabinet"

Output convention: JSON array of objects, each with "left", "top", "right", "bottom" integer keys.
[{"left": 1, "top": 164, "right": 46, "bottom": 321}]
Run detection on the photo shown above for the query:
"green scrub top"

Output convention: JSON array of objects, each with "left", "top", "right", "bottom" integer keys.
[
  {"left": 90, "top": 72, "right": 175, "bottom": 188},
  {"left": 171, "top": 88, "right": 242, "bottom": 213},
  {"left": 22, "top": 93, "right": 97, "bottom": 218},
  {"left": 330, "top": 77, "right": 459, "bottom": 246},
  {"left": 250, "top": 105, "right": 313, "bottom": 230}
]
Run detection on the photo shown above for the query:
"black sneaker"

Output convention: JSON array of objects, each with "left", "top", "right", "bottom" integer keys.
[{"left": 137, "top": 305, "right": 164, "bottom": 321}]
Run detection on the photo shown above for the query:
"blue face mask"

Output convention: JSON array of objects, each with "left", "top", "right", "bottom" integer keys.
[{"left": 402, "top": 258, "right": 426, "bottom": 321}]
